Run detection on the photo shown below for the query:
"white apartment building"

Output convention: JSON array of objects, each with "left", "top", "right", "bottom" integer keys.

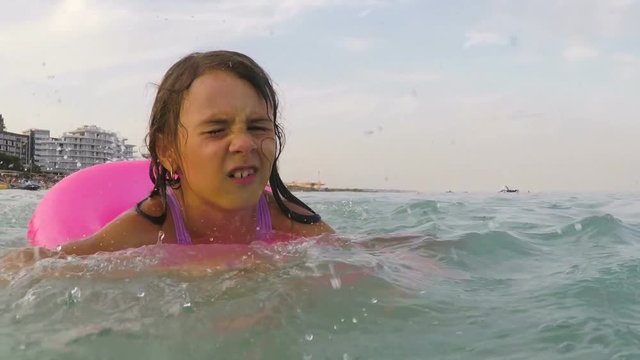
[{"left": 24, "top": 125, "right": 137, "bottom": 173}]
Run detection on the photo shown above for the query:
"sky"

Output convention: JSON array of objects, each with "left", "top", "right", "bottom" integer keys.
[{"left": 1, "top": 0, "right": 638, "bottom": 192}]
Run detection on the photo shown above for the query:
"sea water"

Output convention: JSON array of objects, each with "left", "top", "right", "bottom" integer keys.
[{"left": 1, "top": 189, "right": 640, "bottom": 359}]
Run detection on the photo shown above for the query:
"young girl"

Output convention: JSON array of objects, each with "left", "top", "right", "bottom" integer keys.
[{"left": 16, "top": 50, "right": 333, "bottom": 261}]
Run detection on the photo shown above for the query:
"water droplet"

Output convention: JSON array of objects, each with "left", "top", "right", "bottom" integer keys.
[
  {"left": 157, "top": 231, "right": 165, "bottom": 244},
  {"left": 182, "top": 301, "right": 192, "bottom": 309},
  {"left": 76, "top": 162, "right": 81, "bottom": 168},
  {"left": 574, "top": 223, "right": 582, "bottom": 231},
  {"left": 68, "top": 286, "right": 81, "bottom": 303},
  {"left": 56, "top": 245, "right": 62, "bottom": 252},
  {"left": 63, "top": 155, "right": 68, "bottom": 159},
  {"left": 305, "top": 333, "right": 314, "bottom": 341},
  {"left": 137, "top": 290, "right": 145, "bottom": 298},
  {"left": 333, "top": 324, "right": 338, "bottom": 330},
  {"left": 343, "top": 353, "right": 351, "bottom": 360},
  {"left": 340, "top": 318, "right": 345, "bottom": 322},
  {"left": 330, "top": 276, "right": 342, "bottom": 289},
  {"left": 352, "top": 317, "right": 358, "bottom": 323},
  {"left": 328, "top": 263, "right": 341, "bottom": 289},
  {"left": 209, "top": 237, "right": 214, "bottom": 242},
  {"left": 370, "top": 297, "right": 378, "bottom": 304}
]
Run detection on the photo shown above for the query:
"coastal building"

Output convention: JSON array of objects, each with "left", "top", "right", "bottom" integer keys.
[
  {"left": 0, "top": 114, "right": 31, "bottom": 167},
  {"left": 23, "top": 125, "right": 137, "bottom": 173},
  {"left": 285, "top": 181, "right": 326, "bottom": 191}
]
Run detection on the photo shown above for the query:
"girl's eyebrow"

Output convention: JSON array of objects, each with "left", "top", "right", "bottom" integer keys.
[
  {"left": 247, "top": 118, "right": 273, "bottom": 125},
  {"left": 197, "top": 117, "right": 272, "bottom": 128},
  {"left": 198, "top": 118, "right": 229, "bottom": 127}
]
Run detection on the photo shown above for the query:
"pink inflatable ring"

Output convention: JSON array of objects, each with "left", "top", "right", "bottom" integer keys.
[{"left": 28, "top": 160, "right": 154, "bottom": 249}]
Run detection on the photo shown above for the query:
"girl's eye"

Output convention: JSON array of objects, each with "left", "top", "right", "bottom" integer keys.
[
  {"left": 207, "top": 129, "right": 226, "bottom": 136},
  {"left": 248, "top": 126, "right": 270, "bottom": 132}
]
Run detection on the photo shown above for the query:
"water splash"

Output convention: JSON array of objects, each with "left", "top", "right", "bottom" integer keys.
[{"left": 328, "top": 263, "right": 342, "bottom": 289}]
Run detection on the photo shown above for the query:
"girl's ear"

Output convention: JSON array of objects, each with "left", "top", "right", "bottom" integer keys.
[{"left": 156, "top": 134, "right": 175, "bottom": 172}]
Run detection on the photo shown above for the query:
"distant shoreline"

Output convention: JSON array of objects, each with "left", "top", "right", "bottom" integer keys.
[{"left": 287, "top": 186, "right": 413, "bottom": 193}]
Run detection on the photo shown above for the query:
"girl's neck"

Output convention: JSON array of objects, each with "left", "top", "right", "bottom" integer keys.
[{"left": 172, "top": 188, "right": 258, "bottom": 244}]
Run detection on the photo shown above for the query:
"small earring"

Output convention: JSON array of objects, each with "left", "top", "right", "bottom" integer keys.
[{"left": 167, "top": 167, "right": 181, "bottom": 189}]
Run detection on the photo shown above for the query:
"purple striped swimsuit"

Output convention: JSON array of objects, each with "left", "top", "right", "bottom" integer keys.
[{"left": 165, "top": 188, "right": 272, "bottom": 244}]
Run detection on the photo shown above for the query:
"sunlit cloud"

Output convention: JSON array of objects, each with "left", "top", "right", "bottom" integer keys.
[{"left": 0, "top": 0, "right": 374, "bottom": 77}]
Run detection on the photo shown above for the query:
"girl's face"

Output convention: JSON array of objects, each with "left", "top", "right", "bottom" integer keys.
[{"left": 166, "top": 71, "right": 276, "bottom": 210}]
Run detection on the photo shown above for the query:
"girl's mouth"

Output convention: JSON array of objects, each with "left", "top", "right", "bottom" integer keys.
[{"left": 227, "top": 167, "right": 258, "bottom": 185}]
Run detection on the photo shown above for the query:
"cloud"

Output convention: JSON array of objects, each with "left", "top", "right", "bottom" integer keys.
[
  {"left": 0, "top": 0, "right": 374, "bottom": 78},
  {"left": 465, "top": 1, "right": 639, "bottom": 56},
  {"left": 612, "top": 52, "right": 637, "bottom": 63},
  {"left": 607, "top": 0, "right": 637, "bottom": 8},
  {"left": 358, "top": 8, "right": 374, "bottom": 17},
  {"left": 337, "top": 37, "right": 374, "bottom": 52},
  {"left": 365, "top": 69, "right": 442, "bottom": 82},
  {"left": 463, "top": 31, "right": 510, "bottom": 48},
  {"left": 611, "top": 52, "right": 639, "bottom": 79},
  {"left": 563, "top": 44, "right": 599, "bottom": 61},
  {"left": 444, "top": 92, "right": 504, "bottom": 105}
]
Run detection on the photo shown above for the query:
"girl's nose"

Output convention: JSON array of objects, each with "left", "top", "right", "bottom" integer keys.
[{"left": 229, "top": 132, "right": 257, "bottom": 154}]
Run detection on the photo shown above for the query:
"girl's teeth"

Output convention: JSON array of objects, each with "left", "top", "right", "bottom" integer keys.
[{"left": 232, "top": 169, "right": 254, "bottom": 178}]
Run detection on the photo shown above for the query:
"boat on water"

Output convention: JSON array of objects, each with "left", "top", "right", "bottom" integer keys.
[
  {"left": 499, "top": 185, "right": 519, "bottom": 193},
  {"left": 9, "top": 181, "right": 42, "bottom": 191}
]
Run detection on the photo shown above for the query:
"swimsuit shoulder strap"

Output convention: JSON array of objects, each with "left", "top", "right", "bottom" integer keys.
[
  {"left": 256, "top": 193, "right": 272, "bottom": 241},
  {"left": 154, "top": 190, "right": 271, "bottom": 245},
  {"left": 166, "top": 188, "right": 192, "bottom": 245}
]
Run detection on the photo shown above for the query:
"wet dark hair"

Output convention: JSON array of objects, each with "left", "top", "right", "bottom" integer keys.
[{"left": 140, "top": 50, "right": 320, "bottom": 225}]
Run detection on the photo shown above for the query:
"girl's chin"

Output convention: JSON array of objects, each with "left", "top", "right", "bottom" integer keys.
[{"left": 207, "top": 188, "right": 266, "bottom": 209}]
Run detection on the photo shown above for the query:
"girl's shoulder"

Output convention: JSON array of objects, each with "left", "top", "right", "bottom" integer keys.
[
  {"left": 265, "top": 192, "right": 334, "bottom": 237},
  {"left": 62, "top": 197, "right": 176, "bottom": 255}
]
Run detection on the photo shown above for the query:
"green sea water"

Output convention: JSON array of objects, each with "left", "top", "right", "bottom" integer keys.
[{"left": 1, "top": 190, "right": 640, "bottom": 359}]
